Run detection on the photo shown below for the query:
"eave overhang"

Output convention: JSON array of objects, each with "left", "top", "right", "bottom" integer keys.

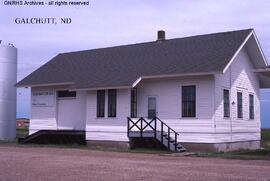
[
  {"left": 253, "top": 68, "right": 270, "bottom": 88},
  {"left": 132, "top": 72, "right": 218, "bottom": 88},
  {"left": 15, "top": 82, "right": 74, "bottom": 88}
]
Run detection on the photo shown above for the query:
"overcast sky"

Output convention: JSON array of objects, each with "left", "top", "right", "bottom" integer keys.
[{"left": 0, "top": 0, "right": 269, "bottom": 126}]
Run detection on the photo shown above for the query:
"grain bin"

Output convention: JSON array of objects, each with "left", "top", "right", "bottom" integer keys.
[{"left": 0, "top": 42, "right": 17, "bottom": 140}]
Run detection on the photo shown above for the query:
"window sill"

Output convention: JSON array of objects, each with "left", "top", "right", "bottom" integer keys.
[
  {"left": 180, "top": 117, "right": 198, "bottom": 119},
  {"left": 57, "top": 97, "right": 76, "bottom": 100},
  {"left": 96, "top": 117, "right": 117, "bottom": 119}
]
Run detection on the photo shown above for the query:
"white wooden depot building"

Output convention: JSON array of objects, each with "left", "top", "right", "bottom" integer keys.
[{"left": 17, "top": 29, "right": 270, "bottom": 151}]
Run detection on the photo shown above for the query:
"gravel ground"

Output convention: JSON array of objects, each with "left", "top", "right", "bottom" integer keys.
[{"left": 0, "top": 146, "right": 270, "bottom": 181}]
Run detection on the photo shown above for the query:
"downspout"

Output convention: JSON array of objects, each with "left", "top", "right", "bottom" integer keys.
[
  {"left": 214, "top": 74, "right": 216, "bottom": 140},
  {"left": 229, "top": 66, "right": 233, "bottom": 142}
]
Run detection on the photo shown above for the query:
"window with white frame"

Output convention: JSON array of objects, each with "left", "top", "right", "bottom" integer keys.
[
  {"left": 182, "top": 85, "right": 196, "bottom": 117},
  {"left": 108, "top": 89, "right": 117, "bottom": 117},
  {"left": 223, "top": 89, "right": 230, "bottom": 118},
  {"left": 249, "top": 94, "right": 254, "bottom": 119},
  {"left": 97, "top": 90, "right": 105, "bottom": 117},
  {"left": 237, "top": 92, "right": 243, "bottom": 119},
  {"left": 130, "top": 88, "right": 137, "bottom": 118}
]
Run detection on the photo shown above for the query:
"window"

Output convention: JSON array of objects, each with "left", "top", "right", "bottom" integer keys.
[
  {"left": 182, "top": 86, "right": 196, "bottom": 117},
  {"left": 57, "top": 90, "right": 76, "bottom": 98},
  {"left": 130, "top": 88, "right": 137, "bottom": 118},
  {"left": 223, "top": 89, "right": 230, "bottom": 117},
  {"left": 249, "top": 94, "right": 254, "bottom": 119},
  {"left": 237, "top": 92, "right": 243, "bottom": 118},
  {"left": 108, "top": 89, "right": 117, "bottom": 117},
  {"left": 97, "top": 90, "right": 105, "bottom": 117}
]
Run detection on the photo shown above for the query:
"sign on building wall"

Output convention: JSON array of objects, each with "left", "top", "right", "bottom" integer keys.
[{"left": 32, "top": 91, "right": 55, "bottom": 107}]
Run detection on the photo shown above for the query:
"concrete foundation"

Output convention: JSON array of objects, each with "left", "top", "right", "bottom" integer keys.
[
  {"left": 87, "top": 140, "right": 130, "bottom": 151},
  {"left": 88, "top": 140, "right": 260, "bottom": 152},
  {"left": 182, "top": 140, "right": 261, "bottom": 152}
]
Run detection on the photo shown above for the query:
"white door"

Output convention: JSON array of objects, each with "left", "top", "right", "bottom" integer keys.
[
  {"left": 57, "top": 99, "right": 78, "bottom": 130},
  {"left": 148, "top": 96, "right": 157, "bottom": 118}
]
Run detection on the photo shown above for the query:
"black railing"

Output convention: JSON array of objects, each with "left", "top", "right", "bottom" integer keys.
[{"left": 127, "top": 117, "right": 179, "bottom": 151}]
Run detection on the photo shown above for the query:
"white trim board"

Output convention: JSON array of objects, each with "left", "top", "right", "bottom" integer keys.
[
  {"left": 252, "top": 30, "right": 269, "bottom": 66},
  {"left": 70, "top": 86, "right": 131, "bottom": 91},
  {"left": 253, "top": 68, "right": 270, "bottom": 73},
  {"left": 132, "top": 72, "right": 217, "bottom": 88},
  {"left": 16, "top": 82, "right": 75, "bottom": 88},
  {"left": 223, "top": 30, "right": 268, "bottom": 73},
  {"left": 222, "top": 31, "right": 253, "bottom": 73}
]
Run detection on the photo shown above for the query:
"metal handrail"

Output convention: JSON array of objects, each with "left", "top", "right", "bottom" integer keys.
[{"left": 155, "top": 117, "right": 179, "bottom": 135}]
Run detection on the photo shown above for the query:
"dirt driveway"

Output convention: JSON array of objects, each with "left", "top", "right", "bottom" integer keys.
[{"left": 0, "top": 146, "right": 269, "bottom": 181}]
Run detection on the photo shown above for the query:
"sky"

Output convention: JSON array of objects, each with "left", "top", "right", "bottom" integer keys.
[{"left": 0, "top": 0, "right": 270, "bottom": 127}]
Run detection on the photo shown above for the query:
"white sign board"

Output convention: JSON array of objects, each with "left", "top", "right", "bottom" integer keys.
[{"left": 32, "top": 91, "right": 55, "bottom": 107}]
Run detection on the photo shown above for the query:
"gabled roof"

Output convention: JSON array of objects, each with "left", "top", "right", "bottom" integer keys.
[{"left": 17, "top": 29, "right": 255, "bottom": 89}]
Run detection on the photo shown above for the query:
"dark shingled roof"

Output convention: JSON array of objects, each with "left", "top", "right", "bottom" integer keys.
[{"left": 17, "top": 29, "right": 252, "bottom": 89}]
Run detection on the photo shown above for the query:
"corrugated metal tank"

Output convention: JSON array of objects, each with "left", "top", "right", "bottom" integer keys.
[{"left": 0, "top": 43, "right": 17, "bottom": 140}]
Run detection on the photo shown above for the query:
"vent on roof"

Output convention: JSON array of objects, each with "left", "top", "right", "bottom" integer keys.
[{"left": 157, "top": 30, "right": 165, "bottom": 41}]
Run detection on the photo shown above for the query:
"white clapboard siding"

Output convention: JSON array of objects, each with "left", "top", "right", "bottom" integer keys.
[
  {"left": 128, "top": 118, "right": 259, "bottom": 143},
  {"left": 86, "top": 126, "right": 128, "bottom": 141},
  {"left": 135, "top": 76, "right": 216, "bottom": 143},
  {"left": 213, "top": 132, "right": 260, "bottom": 143},
  {"left": 231, "top": 132, "right": 260, "bottom": 142},
  {"left": 30, "top": 87, "right": 87, "bottom": 134},
  {"left": 160, "top": 119, "right": 214, "bottom": 133},
  {"left": 136, "top": 76, "right": 215, "bottom": 120},
  {"left": 214, "top": 47, "right": 261, "bottom": 141},
  {"left": 179, "top": 133, "right": 217, "bottom": 143},
  {"left": 128, "top": 118, "right": 216, "bottom": 143},
  {"left": 85, "top": 89, "right": 130, "bottom": 142},
  {"left": 30, "top": 87, "right": 58, "bottom": 134},
  {"left": 29, "top": 118, "right": 57, "bottom": 134},
  {"left": 85, "top": 76, "right": 216, "bottom": 142}
]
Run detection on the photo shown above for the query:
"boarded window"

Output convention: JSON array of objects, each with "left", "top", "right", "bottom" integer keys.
[
  {"left": 223, "top": 89, "right": 230, "bottom": 117},
  {"left": 108, "top": 89, "right": 117, "bottom": 117},
  {"left": 182, "top": 86, "right": 196, "bottom": 117},
  {"left": 97, "top": 90, "right": 105, "bottom": 117},
  {"left": 130, "top": 88, "right": 137, "bottom": 118},
  {"left": 57, "top": 90, "right": 76, "bottom": 98},
  {"left": 249, "top": 94, "right": 254, "bottom": 119},
  {"left": 237, "top": 92, "right": 243, "bottom": 118}
]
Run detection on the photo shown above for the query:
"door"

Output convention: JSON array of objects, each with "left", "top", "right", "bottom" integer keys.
[
  {"left": 148, "top": 97, "right": 157, "bottom": 119},
  {"left": 57, "top": 90, "right": 81, "bottom": 130},
  {"left": 57, "top": 99, "right": 78, "bottom": 129}
]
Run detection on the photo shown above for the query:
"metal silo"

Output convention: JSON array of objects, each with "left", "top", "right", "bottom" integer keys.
[{"left": 0, "top": 41, "right": 17, "bottom": 140}]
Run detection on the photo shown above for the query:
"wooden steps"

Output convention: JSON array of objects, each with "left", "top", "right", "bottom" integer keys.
[{"left": 128, "top": 117, "right": 186, "bottom": 152}]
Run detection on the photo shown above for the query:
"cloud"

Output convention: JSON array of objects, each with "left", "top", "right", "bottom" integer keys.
[
  {"left": 1, "top": 0, "right": 270, "bottom": 79},
  {"left": 1, "top": 0, "right": 270, "bottom": 119},
  {"left": 2, "top": 1, "right": 270, "bottom": 54}
]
